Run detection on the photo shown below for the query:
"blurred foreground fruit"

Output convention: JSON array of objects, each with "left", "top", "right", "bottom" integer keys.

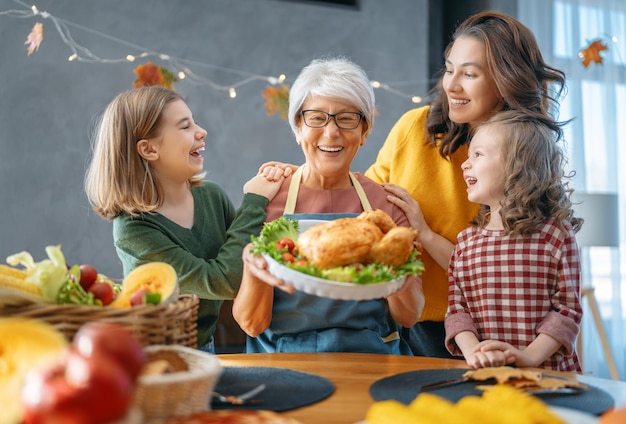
[
  {"left": 21, "top": 322, "right": 145, "bottom": 424},
  {"left": 73, "top": 321, "right": 145, "bottom": 380},
  {"left": 600, "top": 406, "right": 626, "bottom": 424},
  {"left": 0, "top": 318, "right": 67, "bottom": 424}
]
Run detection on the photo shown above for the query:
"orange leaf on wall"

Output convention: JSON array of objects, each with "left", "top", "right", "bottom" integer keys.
[
  {"left": 262, "top": 85, "right": 290, "bottom": 121},
  {"left": 579, "top": 39, "right": 608, "bottom": 68},
  {"left": 133, "top": 61, "right": 176, "bottom": 89},
  {"left": 25, "top": 22, "right": 44, "bottom": 55}
]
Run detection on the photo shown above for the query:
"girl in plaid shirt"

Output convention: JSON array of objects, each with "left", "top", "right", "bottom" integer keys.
[{"left": 444, "top": 111, "right": 583, "bottom": 372}]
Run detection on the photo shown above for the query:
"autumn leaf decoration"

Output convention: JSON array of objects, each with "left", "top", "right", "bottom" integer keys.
[
  {"left": 133, "top": 61, "right": 177, "bottom": 89},
  {"left": 262, "top": 84, "right": 290, "bottom": 121},
  {"left": 25, "top": 22, "right": 44, "bottom": 55},
  {"left": 579, "top": 39, "right": 609, "bottom": 68}
]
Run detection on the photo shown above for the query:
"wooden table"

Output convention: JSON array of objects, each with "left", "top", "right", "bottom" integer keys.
[{"left": 217, "top": 352, "right": 626, "bottom": 424}]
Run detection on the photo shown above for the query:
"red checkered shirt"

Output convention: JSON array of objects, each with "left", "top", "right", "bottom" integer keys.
[{"left": 444, "top": 218, "right": 582, "bottom": 371}]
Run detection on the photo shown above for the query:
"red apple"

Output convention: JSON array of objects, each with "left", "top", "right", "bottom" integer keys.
[
  {"left": 64, "top": 347, "right": 134, "bottom": 419},
  {"left": 78, "top": 264, "right": 98, "bottom": 291},
  {"left": 21, "top": 358, "right": 91, "bottom": 424},
  {"left": 73, "top": 322, "right": 145, "bottom": 380},
  {"left": 21, "top": 348, "right": 134, "bottom": 424}
]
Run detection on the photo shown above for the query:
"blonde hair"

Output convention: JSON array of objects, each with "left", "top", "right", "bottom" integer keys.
[
  {"left": 84, "top": 86, "right": 204, "bottom": 220},
  {"left": 472, "top": 110, "right": 582, "bottom": 235}
]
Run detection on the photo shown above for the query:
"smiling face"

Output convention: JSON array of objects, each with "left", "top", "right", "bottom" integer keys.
[
  {"left": 443, "top": 36, "right": 503, "bottom": 127},
  {"left": 142, "top": 99, "right": 207, "bottom": 184},
  {"left": 295, "top": 96, "right": 368, "bottom": 189},
  {"left": 461, "top": 124, "right": 506, "bottom": 214}
]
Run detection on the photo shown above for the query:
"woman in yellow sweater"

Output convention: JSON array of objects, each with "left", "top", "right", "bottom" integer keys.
[
  {"left": 258, "top": 11, "right": 567, "bottom": 357},
  {"left": 363, "top": 11, "right": 567, "bottom": 357}
]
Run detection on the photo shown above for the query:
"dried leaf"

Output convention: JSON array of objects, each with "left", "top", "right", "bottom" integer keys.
[
  {"left": 462, "top": 367, "right": 542, "bottom": 384},
  {"left": 580, "top": 39, "right": 608, "bottom": 67},
  {"left": 262, "top": 84, "right": 290, "bottom": 121},
  {"left": 133, "top": 61, "right": 177, "bottom": 90},
  {"left": 25, "top": 22, "right": 44, "bottom": 55}
]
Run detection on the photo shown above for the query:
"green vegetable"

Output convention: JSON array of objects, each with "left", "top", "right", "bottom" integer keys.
[
  {"left": 6, "top": 245, "right": 122, "bottom": 305},
  {"left": 7, "top": 245, "right": 69, "bottom": 301},
  {"left": 57, "top": 265, "right": 99, "bottom": 305},
  {"left": 251, "top": 216, "right": 300, "bottom": 261},
  {"left": 251, "top": 217, "right": 425, "bottom": 284}
]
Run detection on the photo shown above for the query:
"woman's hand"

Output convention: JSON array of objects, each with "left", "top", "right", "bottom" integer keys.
[
  {"left": 381, "top": 183, "right": 428, "bottom": 234},
  {"left": 241, "top": 243, "right": 295, "bottom": 294},
  {"left": 386, "top": 275, "right": 424, "bottom": 328},
  {"left": 258, "top": 162, "right": 297, "bottom": 182},
  {"left": 382, "top": 183, "right": 455, "bottom": 270}
]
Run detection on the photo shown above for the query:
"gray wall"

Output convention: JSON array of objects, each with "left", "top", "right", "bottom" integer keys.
[{"left": 0, "top": 0, "right": 430, "bottom": 277}]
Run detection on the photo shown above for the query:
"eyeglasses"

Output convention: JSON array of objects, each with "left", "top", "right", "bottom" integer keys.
[{"left": 300, "top": 110, "right": 364, "bottom": 130}]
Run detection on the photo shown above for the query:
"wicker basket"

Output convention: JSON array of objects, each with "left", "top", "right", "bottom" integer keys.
[
  {"left": 0, "top": 293, "right": 199, "bottom": 348},
  {"left": 135, "top": 345, "right": 223, "bottom": 422}
]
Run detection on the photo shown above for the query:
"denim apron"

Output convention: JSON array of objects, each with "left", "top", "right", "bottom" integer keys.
[{"left": 246, "top": 166, "right": 412, "bottom": 355}]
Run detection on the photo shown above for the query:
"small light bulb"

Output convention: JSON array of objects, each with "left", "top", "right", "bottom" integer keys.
[
  {"left": 31, "top": 5, "right": 38, "bottom": 15},
  {"left": 68, "top": 53, "right": 78, "bottom": 61},
  {"left": 126, "top": 55, "right": 135, "bottom": 62},
  {"left": 177, "top": 71, "right": 186, "bottom": 80},
  {"left": 371, "top": 81, "right": 381, "bottom": 89},
  {"left": 411, "top": 96, "right": 422, "bottom": 104},
  {"left": 229, "top": 88, "right": 237, "bottom": 98},
  {"left": 277, "top": 74, "right": 286, "bottom": 83}
]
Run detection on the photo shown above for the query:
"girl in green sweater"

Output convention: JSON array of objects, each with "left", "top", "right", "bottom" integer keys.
[{"left": 84, "top": 86, "right": 283, "bottom": 351}]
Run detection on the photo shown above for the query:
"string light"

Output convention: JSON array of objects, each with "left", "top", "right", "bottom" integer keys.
[{"left": 2, "top": 0, "right": 426, "bottom": 102}]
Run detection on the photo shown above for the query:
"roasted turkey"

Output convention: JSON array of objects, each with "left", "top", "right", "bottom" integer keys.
[{"left": 297, "top": 209, "right": 419, "bottom": 269}]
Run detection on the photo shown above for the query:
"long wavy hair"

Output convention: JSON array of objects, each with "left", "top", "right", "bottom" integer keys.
[
  {"left": 426, "top": 11, "right": 567, "bottom": 158},
  {"left": 471, "top": 111, "right": 582, "bottom": 235},
  {"left": 84, "top": 86, "right": 204, "bottom": 220}
]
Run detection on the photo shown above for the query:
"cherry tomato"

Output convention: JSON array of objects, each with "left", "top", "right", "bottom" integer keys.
[
  {"left": 78, "top": 264, "right": 98, "bottom": 291},
  {"left": 275, "top": 238, "right": 296, "bottom": 252},
  {"left": 88, "top": 282, "right": 114, "bottom": 305},
  {"left": 281, "top": 252, "right": 296, "bottom": 263}
]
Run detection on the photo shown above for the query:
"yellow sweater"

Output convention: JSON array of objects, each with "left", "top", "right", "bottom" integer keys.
[{"left": 365, "top": 106, "right": 478, "bottom": 322}]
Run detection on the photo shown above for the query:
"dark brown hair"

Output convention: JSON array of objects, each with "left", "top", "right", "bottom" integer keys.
[{"left": 427, "top": 11, "right": 567, "bottom": 158}]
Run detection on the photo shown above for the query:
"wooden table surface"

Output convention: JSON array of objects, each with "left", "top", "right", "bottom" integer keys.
[{"left": 217, "top": 352, "right": 626, "bottom": 424}]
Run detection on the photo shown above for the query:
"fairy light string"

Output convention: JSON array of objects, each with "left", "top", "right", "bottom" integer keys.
[{"left": 2, "top": 0, "right": 427, "bottom": 105}]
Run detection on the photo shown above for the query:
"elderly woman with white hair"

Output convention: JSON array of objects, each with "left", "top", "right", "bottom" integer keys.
[{"left": 233, "top": 57, "right": 424, "bottom": 354}]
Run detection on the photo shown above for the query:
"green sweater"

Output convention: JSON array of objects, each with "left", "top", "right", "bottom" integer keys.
[{"left": 113, "top": 181, "right": 269, "bottom": 347}]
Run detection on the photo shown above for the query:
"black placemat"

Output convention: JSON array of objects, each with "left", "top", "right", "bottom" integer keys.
[
  {"left": 211, "top": 366, "right": 335, "bottom": 412},
  {"left": 369, "top": 368, "right": 614, "bottom": 416}
]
